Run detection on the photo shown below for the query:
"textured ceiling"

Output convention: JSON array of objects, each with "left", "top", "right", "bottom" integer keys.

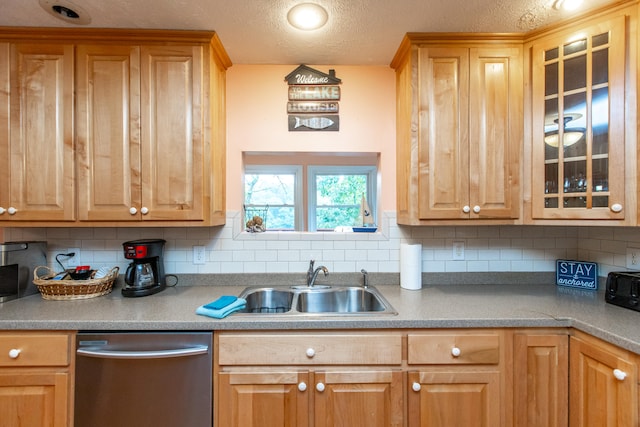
[{"left": 0, "top": 0, "right": 620, "bottom": 65}]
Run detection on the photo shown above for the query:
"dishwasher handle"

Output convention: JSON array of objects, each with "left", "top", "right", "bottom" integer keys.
[{"left": 77, "top": 345, "right": 209, "bottom": 360}]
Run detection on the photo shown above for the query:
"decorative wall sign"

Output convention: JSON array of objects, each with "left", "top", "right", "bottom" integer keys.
[
  {"left": 288, "top": 85, "right": 341, "bottom": 100},
  {"left": 285, "top": 65, "right": 341, "bottom": 132},
  {"left": 288, "top": 115, "right": 339, "bottom": 131},
  {"left": 285, "top": 64, "right": 341, "bottom": 85},
  {"left": 556, "top": 259, "right": 598, "bottom": 290},
  {"left": 287, "top": 101, "right": 339, "bottom": 114}
]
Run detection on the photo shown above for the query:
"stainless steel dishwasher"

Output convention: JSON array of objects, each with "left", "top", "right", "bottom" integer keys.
[{"left": 74, "top": 332, "right": 212, "bottom": 427}]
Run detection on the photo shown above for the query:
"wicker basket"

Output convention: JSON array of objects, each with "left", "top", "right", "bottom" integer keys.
[{"left": 33, "top": 266, "right": 119, "bottom": 300}]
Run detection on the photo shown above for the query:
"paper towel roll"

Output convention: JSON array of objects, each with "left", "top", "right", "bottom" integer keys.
[{"left": 400, "top": 243, "right": 422, "bottom": 290}]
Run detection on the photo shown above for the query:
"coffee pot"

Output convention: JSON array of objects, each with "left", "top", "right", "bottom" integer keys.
[{"left": 122, "top": 239, "right": 166, "bottom": 297}]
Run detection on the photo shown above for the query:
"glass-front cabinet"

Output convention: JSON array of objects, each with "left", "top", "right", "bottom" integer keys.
[{"left": 530, "top": 16, "right": 626, "bottom": 221}]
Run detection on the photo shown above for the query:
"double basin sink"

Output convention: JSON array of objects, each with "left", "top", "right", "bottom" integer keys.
[{"left": 236, "top": 285, "right": 397, "bottom": 316}]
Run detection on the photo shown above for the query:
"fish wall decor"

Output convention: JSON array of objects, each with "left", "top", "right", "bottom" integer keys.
[{"left": 288, "top": 115, "right": 339, "bottom": 131}]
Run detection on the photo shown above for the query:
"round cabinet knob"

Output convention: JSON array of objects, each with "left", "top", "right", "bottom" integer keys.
[
  {"left": 610, "top": 203, "right": 623, "bottom": 213},
  {"left": 7, "top": 207, "right": 17, "bottom": 215},
  {"left": 298, "top": 382, "right": 307, "bottom": 392},
  {"left": 306, "top": 348, "right": 315, "bottom": 358},
  {"left": 8, "top": 349, "right": 21, "bottom": 359},
  {"left": 129, "top": 207, "right": 138, "bottom": 215},
  {"left": 141, "top": 207, "right": 149, "bottom": 215},
  {"left": 0, "top": 207, "right": 5, "bottom": 215},
  {"left": 316, "top": 382, "right": 325, "bottom": 392},
  {"left": 451, "top": 347, "right": 461, "bottom": 357},
  {"left": 462, "top": 205, "right": 471, "bottom": 213},
  {"left": 613, "top": 369, "right": 627, "bottom": 381},
  {"left": 412, "top": 382, "right": 421, "bottom": 392},
  {"left": 473, "top": 205, "right": 481, "bottom": 214}
]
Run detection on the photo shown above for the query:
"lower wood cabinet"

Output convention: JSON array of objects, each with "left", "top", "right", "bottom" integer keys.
[
  {"left": 406, "top": 330, "right": 509, "bottom": 427},
  {"left": 215, "top": 331, "right": 404, "bottom": 427},
  {"left": 313, "top": 370, "right": 403, "bottom": 427},
  {"left": 407, "top": 369, "right": 501, "bottom": 426},
  {"left": 217, "top": 370, "right": 310, "bottom": 427},
  {"left": 0, "top": 332, "right": 74, "bottom": 427},
  {"left": 570, "top": 331, "right": 638, "bottom": 427},
  {"left": 217, "top": 369, "right": 403, "bottom": 427},
  {"left": 513, "top": 329, "right": 568, "bottom": 427}
]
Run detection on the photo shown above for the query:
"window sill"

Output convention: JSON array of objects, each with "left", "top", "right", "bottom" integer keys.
[{"left": 231, "top": 211, "right": 391, "bottom": 241}]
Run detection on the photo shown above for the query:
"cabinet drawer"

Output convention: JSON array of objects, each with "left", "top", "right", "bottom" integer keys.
[
  {"left": 408, "top": 332, "right": 500, "bottom": 364},
  {"left": 218, "top": 332, "right": 402, "bottom": 365},
  {"left": 0, "top": 333, "right": 71, "bottom": 367}
]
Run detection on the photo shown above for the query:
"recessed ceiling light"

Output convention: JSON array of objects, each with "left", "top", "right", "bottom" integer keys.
[
  {"left": 39, "top": 0, "right": 91, "bottom": 25},
  {"left": 287, "top": 3, "right": 329, "bottom": 31},
  {"left": 553, "top": 0, "right": 584, "bottom": 11}
]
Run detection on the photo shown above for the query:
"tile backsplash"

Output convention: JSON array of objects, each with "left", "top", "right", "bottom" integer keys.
[{"left": 4, "top": 211, "right": 640, "bottom": 278}]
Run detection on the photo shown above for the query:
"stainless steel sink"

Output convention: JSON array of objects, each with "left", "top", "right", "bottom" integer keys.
[
  {"left": 236, "top": 285, "right": 396, "bottom": 316},
  {"left": 242, "top": 288, "right": 294, "bottom": 314},
  {"left": 296, "top": 287, "right": 387, "bottom": 313}
]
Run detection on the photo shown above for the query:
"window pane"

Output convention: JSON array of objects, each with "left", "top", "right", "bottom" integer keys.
[
  {"left": 592, "top": 48, "right": 609, "bottom": 85},
  {"left": 545, "top": 47, "right": 559, "bottom": 61},
  {"left": 245, "top": 173, "right": 296, "bottom": 230},
  {"left": 592, "top": 32, "right": 609, "bottom": 48},
  {"left": 563, "top": 54, "right": 586, "bottom": 91},
  {"left": 316, "top": 207, "right": 362, "bottom": 230},
  {"left": 245, "top": 174, "right": 295, "bottom": 205},
  {"left": 316, "top": 174, "right": 368, "bottom": 229},
  {"left": 563, "top": 38, "right": 587, "bottom": 56},
  {"left": 264, "top": 206, "right": 295, "bottom": 230},
  {"left": 545, "top": 62, "right": 558, "bottom": 96}
]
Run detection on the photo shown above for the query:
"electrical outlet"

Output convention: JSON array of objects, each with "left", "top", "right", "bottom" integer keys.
[
  {"left": 67, "top": 248, "right": 80, "bottom": 268},
  {"left": 627, "top": 247, "right": 640, "bottom": 269},
  {"left": 452, "top": 241, "right": 465, "bottom": 261},
  {"left": 193, "top": 246, "right": 206, "bottom": 265}
]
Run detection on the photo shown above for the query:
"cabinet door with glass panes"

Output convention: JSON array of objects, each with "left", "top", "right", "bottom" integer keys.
[{"left": 530, "top": 16, "right": 626, "bottom": 221}]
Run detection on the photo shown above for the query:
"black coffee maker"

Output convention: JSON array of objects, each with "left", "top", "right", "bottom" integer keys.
[{"left": 122, "top": 239, "right": 166, "bottom": 297}]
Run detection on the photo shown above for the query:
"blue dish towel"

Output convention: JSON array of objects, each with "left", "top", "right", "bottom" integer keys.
[{"left": 196, "top": 296, "right": 246, "bottom": 319}]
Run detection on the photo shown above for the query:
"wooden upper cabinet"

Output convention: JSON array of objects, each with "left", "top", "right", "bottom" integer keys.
[
  {"left": 140, "top": 45, "right": 205, "bottom": 221},
  {"left": 0, "top": 43, "right": 8, "bottom": 219},
  {"left": 1, "top": 43, "right": 75, "bottom": 222},
  {"left": 392, "top": 35, "right": 523, "bottom": 224},
  {"left": 0, "top": 28, "right": 230, "bottom": 226},
  {"left": 527, "top": 14, "right": 631, "bottom": 223},
  {"left": 76, "top": 44, "right": 141, "bottom": 221},
  {"left": 77, "top": 43, "right": 207, "bottom": 222}
]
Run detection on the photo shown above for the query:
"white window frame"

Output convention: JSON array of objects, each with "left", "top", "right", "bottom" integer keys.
[
  {"left": 308, "top": 165, "right": 377, "bottom": 232},
  {"left": 244, "top": 165, "right": 303, "bottom": 231}
]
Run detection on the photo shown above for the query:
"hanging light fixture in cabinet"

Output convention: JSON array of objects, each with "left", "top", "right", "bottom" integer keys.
[{"left": 544, "top": 113, "right": 585, "bottom": 147}]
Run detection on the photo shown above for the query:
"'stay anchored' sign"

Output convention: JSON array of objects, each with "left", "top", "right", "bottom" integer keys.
[{"left": 556, "top": 259, "right": 598, "bottom": 290}]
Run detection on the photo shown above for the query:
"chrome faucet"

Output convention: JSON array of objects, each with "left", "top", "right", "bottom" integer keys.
[
  {"left": 307, "top": 260, "right": 329, "bottom": 287},
  {"left": 361, "top": 269, "right": 369, "bottom": 289}
]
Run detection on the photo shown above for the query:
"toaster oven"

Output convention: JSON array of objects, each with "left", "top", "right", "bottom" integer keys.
[{"left": 605, "top": 271, "right": 640, "bottom": 312}]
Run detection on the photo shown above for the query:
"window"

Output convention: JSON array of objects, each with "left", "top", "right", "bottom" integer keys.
[
  {"left": 309, "top": 166, "right": 376, "bottom": 231},
  {"left": 244, "top": 165, "right": 302, "bottom": 230},
  {"left": 243, "top": 152, "right": 378, "bottom": 232}
]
